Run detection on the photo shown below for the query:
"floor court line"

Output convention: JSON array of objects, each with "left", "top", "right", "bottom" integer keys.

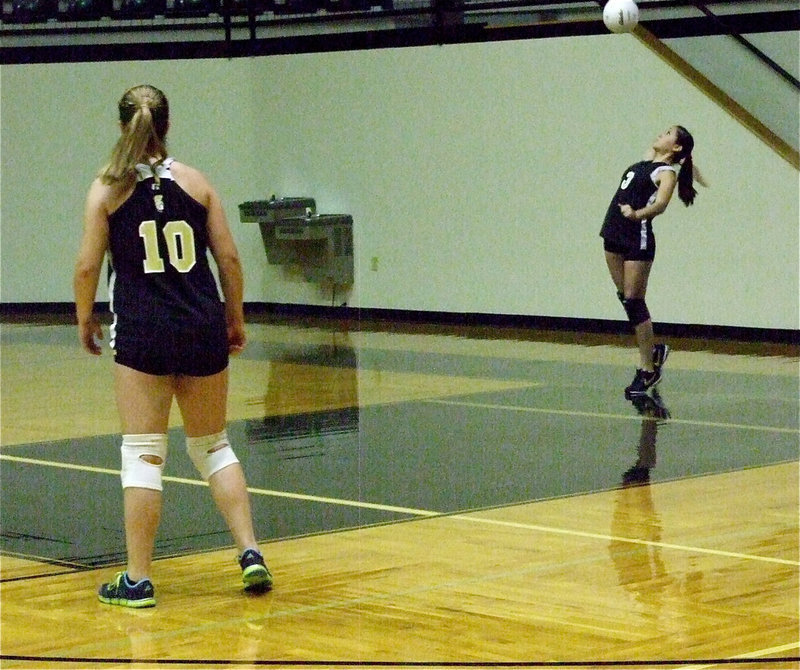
[
  {"left": 450, "top": 515, "right": 800, "bottom": 567},
  {"left": 680, "top": 641, "right": 800, "bottom": 669},
  {"left": 1, "top": 455, "right": 795, "bottom": 568},
  {"left": 424, "top": 399, "right": 800, "bottom": 435},
  {"left": 0, "top": 454, "right": 438, "bottom": 517}
]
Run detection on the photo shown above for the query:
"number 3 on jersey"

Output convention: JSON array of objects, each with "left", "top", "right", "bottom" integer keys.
[
  {"left": 139, "top": 220, "right": 197, "bottom": 274},
  {"left": 619, "top": 171, "right": 635, "bottom": 190}
]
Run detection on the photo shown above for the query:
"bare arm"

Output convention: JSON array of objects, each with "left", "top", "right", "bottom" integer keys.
[
  {"left": 73, "top": 179, "right": 110, "bottom": 355},
  {"left": 692, "top": 162, "right": 709, "bottom": 188},
  {"left": 619, "top": 169, "right": 677, "bottom": 222},
  {"left": 206, "top": 184, "right": 246, "bottom": 355}
]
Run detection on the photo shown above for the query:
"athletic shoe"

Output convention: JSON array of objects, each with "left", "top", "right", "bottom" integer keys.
[
  {"left": 625, "top": 368, "right": 661, "bottom": 397},
  {"left": 622, "top": 465, "right": 650, "bottom": 486},
  {"left": 98, "top": 571, "right": 156, "bottom": 608},
  {"left": 238, "top": 549, "right": 273, "bottom": 593},
  {"left": 652, "top": 343, "right": 670, "bottom": 374}
]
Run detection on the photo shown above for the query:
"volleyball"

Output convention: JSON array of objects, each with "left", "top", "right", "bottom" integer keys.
[{"left": 603, "top": 0, "right": 639, "bottom": 33}]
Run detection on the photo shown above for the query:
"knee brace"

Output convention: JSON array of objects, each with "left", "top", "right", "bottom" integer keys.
[
  {"left": 186, "top": 430, "right": 239, "bottom": 481},
  {"left": 120, "top": 434, "right": 168, "bottom": 491},
  {"left": 622, "top": 298, "right": 651, "bottom": 327}
]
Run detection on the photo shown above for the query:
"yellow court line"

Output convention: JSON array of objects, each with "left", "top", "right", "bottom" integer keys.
[
  {"left": 425, "top": 398, "right": 800, "bottom": 434},
  {"left": 1, "top": 454, "right": 795, "bottom": 568}
]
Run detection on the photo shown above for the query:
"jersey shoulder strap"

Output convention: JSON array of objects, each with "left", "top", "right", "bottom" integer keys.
[{"left": 134, "top": 157, "right": 176, "bottom": 182}]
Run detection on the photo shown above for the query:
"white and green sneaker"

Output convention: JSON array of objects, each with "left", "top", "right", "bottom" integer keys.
[
  {"left": 238, "top": 549, "right": 273, "bottom": 593},
  {"left": 98, "top": 571, "right": 156, "bottom": 608}
]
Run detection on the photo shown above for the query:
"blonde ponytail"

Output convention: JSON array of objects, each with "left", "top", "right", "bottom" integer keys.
[{"left": 99, "top": 85, "right": 169, "bottom": 185}]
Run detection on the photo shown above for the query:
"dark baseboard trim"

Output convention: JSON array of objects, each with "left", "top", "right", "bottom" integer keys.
[
  {"left": 244, "top": 303, "right": 799, "bottom": 345},
  {"left": 2, "top": 301, "right": 798, "bottom": 346}
]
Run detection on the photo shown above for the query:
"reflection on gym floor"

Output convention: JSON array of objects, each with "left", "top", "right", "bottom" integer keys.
[{"left": 0, "top": 318, "right": 797, "bottom": 667}]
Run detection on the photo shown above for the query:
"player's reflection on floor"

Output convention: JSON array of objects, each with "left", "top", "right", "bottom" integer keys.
[{"left": 622, "top": 390, "right": 670, "bottom": 487}]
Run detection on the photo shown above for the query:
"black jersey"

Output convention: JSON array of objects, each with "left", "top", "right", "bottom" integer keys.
[
  {"left": 107, "top": 159, "right": 225, "bottom": 357},
  {"left": 600, "top": 160, "right": 677, "bottom": 252}
]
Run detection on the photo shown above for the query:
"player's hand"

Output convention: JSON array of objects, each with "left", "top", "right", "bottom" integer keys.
[
  {"left": 618, "top": 204, "right": 637, "bottom": 220},
  {"left": 78, "top": 318, "right": 103, "bottom": 356},
  {"left": 227, "top": 322, "right": 247, "bottom": 356}
]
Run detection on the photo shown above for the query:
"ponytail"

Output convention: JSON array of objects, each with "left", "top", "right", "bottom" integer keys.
[
  {"left": 677, "top": 153, "right": 697, "bottom": 206},
  {"left": 100, "top": 85, "right": 169, "bottom": 185},
  {"left": 673, "top": 125, "right": 697, "bottom": 207}
]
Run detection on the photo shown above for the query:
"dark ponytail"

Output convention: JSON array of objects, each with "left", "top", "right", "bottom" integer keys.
[{"left": 674, "top": 125, "right": 696, "bottom": 206}]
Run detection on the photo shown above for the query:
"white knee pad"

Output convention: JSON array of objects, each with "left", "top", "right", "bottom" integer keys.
[
  {"left": 120, "top": 434, "right": 168, "bottom": 491},
  {"left": 186, "top": 430, "right": 239, "bottom": 481}
]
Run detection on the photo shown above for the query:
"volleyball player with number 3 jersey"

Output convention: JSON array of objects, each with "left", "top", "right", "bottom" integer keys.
[{"left": 599, "top": 125, "right": 705, "bottom": 398}]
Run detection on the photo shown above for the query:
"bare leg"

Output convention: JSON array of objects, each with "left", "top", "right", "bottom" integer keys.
[
  {"left": 114, "top": 364, "right": 176, "bottom": 581},
  {"left": 207, "top": 465, "right": 259, "bottom": 554},
  {"left": 175, "top": 370, "right": 261, "bottom": 554},
  {"left": 114, "top": 364, "right": 174, "bottom": 434},
  {"left": 604, "top": 251, "right": 625, "bottom": 295},
  {"left": 123, "top": 488, "right": 162, "bottom": 581},
  {"left": 633, "top": 319, "right": 655, "bottom": 372},
  {"left": 623, "top": 260, "right": 654, "bottom": 371}
]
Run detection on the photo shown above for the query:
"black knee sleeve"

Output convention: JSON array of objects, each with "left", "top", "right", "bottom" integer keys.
[{"left": 623, "top": 298, "right": 650, "bottom": 327}]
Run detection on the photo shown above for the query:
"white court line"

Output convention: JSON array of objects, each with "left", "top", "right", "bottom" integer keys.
[
  {"left": 0, "top": 454, "right": 438, "bottom": 517},
  {"left": 450, "top": 515, "right": 800, "bottom": 567},
  {"left": 425, "top": 398, "right": 800, "bottom": 434},
  {"left": 1, "top": 454, "right": 796, "bottom": 567},
  {"left": 240, "top": 484, "right": 439, "bottom": 517}
]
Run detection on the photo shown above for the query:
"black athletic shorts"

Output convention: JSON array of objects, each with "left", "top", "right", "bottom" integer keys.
[
  {"left": 113, "top": 322, "right": 229, "bottom": 377},
  {"left": 603, "top": 238, "right": 656, "bottom": 262}
]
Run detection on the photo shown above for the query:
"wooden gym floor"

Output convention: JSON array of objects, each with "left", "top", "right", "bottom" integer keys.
[{"left": 0, "top": 315, "right": 798, "bottom": 669}]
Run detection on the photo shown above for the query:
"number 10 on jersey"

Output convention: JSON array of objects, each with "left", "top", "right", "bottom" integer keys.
[{"left": 139, "top": 220, "right": 197, "bottom": 274}]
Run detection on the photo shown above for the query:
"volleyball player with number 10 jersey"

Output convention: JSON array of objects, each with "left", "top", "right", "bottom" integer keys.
[
  {"left": 74, "top": 84, "right": 272, "bottom": 608},
  {"left": 107, "top": 158, "right": 229, "bottom": 377}
]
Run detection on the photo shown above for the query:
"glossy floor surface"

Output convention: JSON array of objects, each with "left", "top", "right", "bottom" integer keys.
[{"left": 1, "top": 317, "right": 798, "bottom": 668}]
